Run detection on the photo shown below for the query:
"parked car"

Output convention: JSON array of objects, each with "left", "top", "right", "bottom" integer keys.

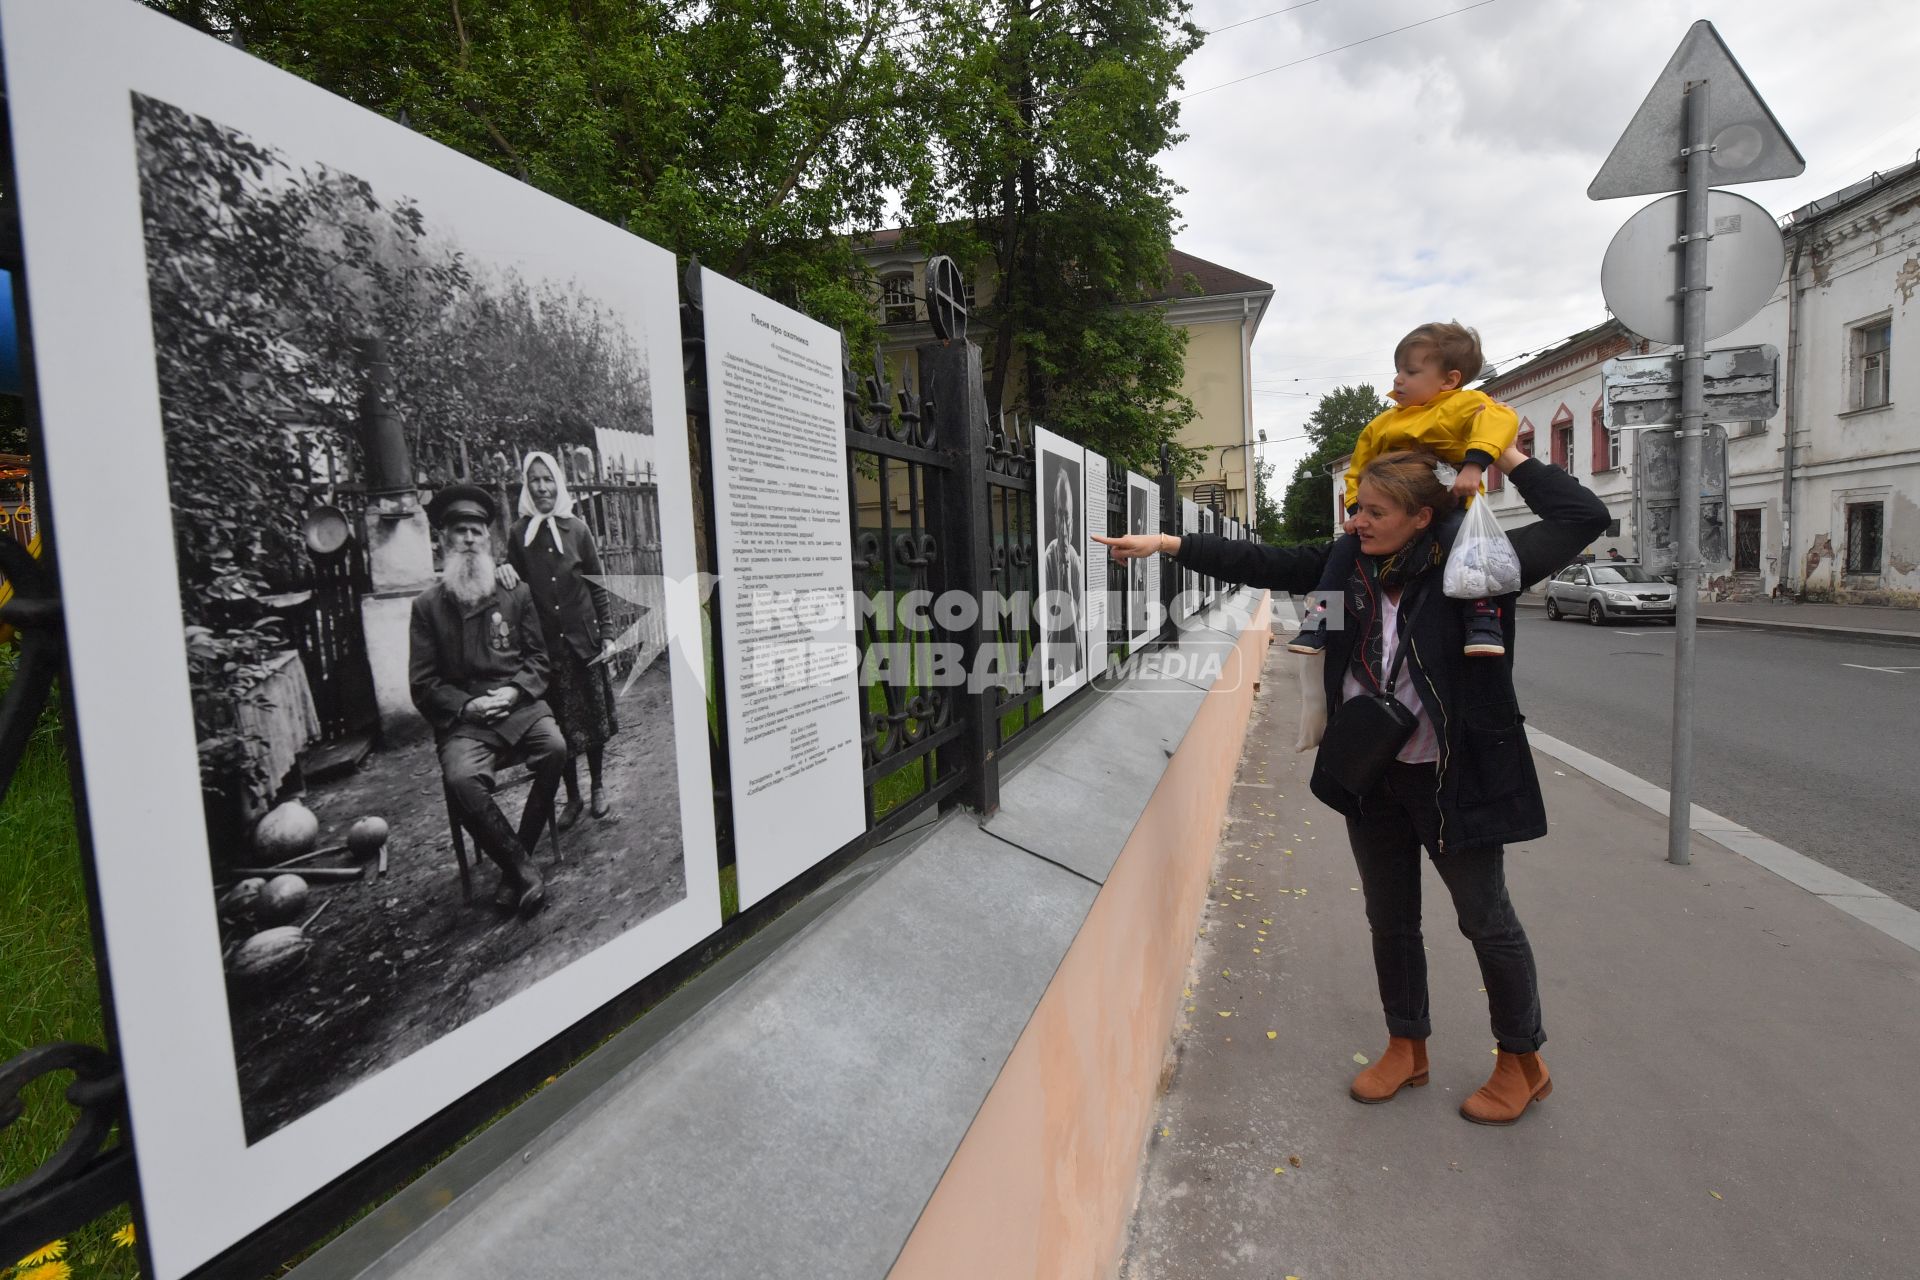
[{"left": 1543, "top": 562, "right": 1677, "bottom": 624}]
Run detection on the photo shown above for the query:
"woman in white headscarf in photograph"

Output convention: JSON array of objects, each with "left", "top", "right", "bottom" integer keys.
[{"left": 503, "top": 451, "right": 620, "bottom": 827}]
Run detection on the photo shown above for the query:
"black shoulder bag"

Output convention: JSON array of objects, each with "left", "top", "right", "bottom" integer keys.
[{"left": 1317, "top": 585, "right": 1431, "bottom": 797}]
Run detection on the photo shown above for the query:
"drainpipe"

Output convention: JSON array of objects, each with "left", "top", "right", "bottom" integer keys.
[{"left": 1780, "top": 233, "right": 1804, "bottom": 596}]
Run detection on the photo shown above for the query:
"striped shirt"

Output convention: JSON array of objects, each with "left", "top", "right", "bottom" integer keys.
[{"left": 1339, "top": 590, "right": 1441, "bottom": 765}]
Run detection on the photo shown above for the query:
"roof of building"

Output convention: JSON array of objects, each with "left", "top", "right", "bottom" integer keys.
[
  {"left": 1479, "top": 318, "right": 1630, "bottom": 391},
  {"left": 853, "top": 229, "right": 1271, "bottom": 299},
  {"left": 1781, "top": 155, "right": 1920, "bottom": 229},
  {"left": 1159, "top": 248, "right": 1272, "bottom": 300}
]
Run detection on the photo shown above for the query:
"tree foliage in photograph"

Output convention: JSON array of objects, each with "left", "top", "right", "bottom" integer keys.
[
  {"left": 1276, "top": 384, "right": 1389, "bottom": 544},
  {"left": 134, "top": 93, "right": 649, "bottom": 616},
  {"left": 902, "top": 0, "right": 1205, "bottom": 478}
]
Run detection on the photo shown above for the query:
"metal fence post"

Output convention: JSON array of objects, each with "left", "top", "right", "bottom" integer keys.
[
  {"left": 919, "top": 333, "right": 998, "bottom": 816},
  {"left": 678, "top": 261, "right": 737, "bottom": 873}
]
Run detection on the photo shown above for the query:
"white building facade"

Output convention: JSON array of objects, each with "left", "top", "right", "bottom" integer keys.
[{"left": 1472, "top": 160, "right": 1920, "bottom": 603}]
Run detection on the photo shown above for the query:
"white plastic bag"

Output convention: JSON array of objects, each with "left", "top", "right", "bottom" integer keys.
[
  {"left": 1443, "top": 497, "right": 1523, "bottom": 599},
  {"left": 1294, "top": 649, "right": 1327, "bottom": 752}
]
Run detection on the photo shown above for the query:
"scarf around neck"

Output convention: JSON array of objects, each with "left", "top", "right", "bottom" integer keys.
[
  {"left": 1348, "top": 525, "right": 1442, "bottom": 694},
  {"left": 518, "top": 450, "right": 576, "bottom": 552}
]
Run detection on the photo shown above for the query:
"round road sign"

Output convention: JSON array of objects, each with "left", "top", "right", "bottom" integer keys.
[{"left": 1600, "top": 188, "right": 1784, "bottom": 344}]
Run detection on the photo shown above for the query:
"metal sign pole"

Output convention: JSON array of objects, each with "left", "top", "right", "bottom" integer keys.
[{"left": 1668, "top": 78, "right": 1711, "bottom": 867}]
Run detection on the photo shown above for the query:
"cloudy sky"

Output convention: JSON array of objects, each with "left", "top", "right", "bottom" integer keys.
[{"left": 1163, "top": 0, "right": 1920, "bottom": 485}]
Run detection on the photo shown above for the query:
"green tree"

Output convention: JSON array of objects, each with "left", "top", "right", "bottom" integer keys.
[
  {"left": 1254, "top": 455, "right": 1283, "bottom": 544},
  {"left": 1276, "top": 384, "right": 1388, "bottom": 544},
  {"left": 902, "top": 0, "right": 1204, "bottom": 477},
  {"left": 150, "top": 0, "right": 927, "bottom": 344}
]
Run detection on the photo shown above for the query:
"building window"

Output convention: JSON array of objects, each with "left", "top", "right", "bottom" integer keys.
[
  {"left": 1552, "top": 423, "right": 1574, "bottom": 471},
  {"left": 881, "top": 273, "right": 916, "bottom": 325},
  {"left": 1851, "top": 318, "right": 1891, "bottom": 410},
  {"left": 1517, "top": 421, "right": 1535, "bottom": 458},
  {"left": 1608, "top": 427, "right": 1622, "bottom": 470},
  {"left": 1734, "top": 509, "right": 1762, "bottom": 573},
  {"left": 962, "top": 280, "right": 978, "bottom": 312},
  {"left": 1844, "top": 502, "right": 1884, "bottom": 574}
]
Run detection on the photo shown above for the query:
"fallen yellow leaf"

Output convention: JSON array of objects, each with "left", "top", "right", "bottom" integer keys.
[
  {"left": 1267, "top": 1031, "right": 1277, "bottom": 1040},
  {"left": 1160, "top": 1127, "right": 1169, "bottom": 1137},
  {"left": 1253, "top": 948, "right": 1262, "bottom": 954},
  {"left": 1218, "top": 1011, "right": 1233, "bottom": 1017},
  {"left": 1709, "top": 1190, "right": 1723, "bottom": 1201},
  {"left": 1353, "top": 1052, "right": 1369, "bottom": 1064},
  {"left": 1273, "top": 1167, "right": 1285, "bottom": 1175}
]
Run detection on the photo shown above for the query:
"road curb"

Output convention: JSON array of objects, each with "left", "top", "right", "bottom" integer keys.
[
  {"left": 1526, "top": 728, "right": 1920, "bottom": 956},
  {"left": 1514, "top": 596, "right": 1920, "bottom": 646}
]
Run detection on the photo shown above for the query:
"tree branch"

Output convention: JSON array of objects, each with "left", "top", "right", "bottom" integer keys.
[{"left": 729, "top": 7, "right": 885, "bottom": 274}]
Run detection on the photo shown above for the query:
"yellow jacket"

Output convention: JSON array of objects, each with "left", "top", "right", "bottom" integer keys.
[{"left": 1343, "top": 389, "right": 1520, "bottom": 509}]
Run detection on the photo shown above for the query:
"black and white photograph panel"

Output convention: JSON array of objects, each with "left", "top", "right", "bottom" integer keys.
[
  {"left": 1126, "top": 470, "right": 1159, "bottom": 652},
  {"left": 1034, "top": 425, "right": 1088, "bottom": 710},
  {"left": 4, "top": 3, "right": 718, "bottom": 1274},
  {"left": 1126, "top": 474, "right": 1151, "bottom": 639}
]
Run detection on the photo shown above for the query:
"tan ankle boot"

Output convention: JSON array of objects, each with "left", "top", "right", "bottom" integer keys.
[
  {"left": 1459, "top": 1050, "right": 1551, "bottom": 1125},
  {"left": 1349, "top": 1036, "right": 1429, "bottom": 1103}
]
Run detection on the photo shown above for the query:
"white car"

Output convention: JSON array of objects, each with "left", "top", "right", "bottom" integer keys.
[{"left": 1543, "top": 562, "right": 1677, "bottom": 625}]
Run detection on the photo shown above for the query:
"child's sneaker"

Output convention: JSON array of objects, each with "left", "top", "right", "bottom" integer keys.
[
  {"left": 1288, "top": 605, "right": 1329, "bottom": 654},
  {"left": 1464, "top": 601, "right": 1505, "bottom": 657}
]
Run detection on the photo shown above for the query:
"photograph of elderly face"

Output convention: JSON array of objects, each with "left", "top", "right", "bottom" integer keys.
[
  {"left": 1038, "top": 445, "right": 1087, "bottom": 699},
  {"left": 1127, "top": 477, "right": 1150, "bottom": 634},
  {"left": 131, "top": 89, "right": 693, "bottom": 1142}
]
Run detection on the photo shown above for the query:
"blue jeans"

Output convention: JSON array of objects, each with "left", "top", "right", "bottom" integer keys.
[{"left": 1343, "top": 761, "right": 1546, "bottom": 1054}]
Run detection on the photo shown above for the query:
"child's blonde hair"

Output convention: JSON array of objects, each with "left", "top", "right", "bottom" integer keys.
[{"left": 1394, "top": 321, "right": 1484, "bottom": 385}]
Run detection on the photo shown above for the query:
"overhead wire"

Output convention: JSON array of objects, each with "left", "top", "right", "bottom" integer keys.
[
  {"left": 1203, "top": 0, "right": 1324, "bottom": 36},
  {"left": 1180, "top": 0, "right": 1499, "bottom": 100}
]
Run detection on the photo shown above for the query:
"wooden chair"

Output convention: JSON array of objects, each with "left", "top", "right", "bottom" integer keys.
[{"left": 444, "top": 762, "right": 564, "bottom": 904}]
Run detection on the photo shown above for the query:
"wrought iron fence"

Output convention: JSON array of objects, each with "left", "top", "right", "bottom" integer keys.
[{"left": 0, "top": 241, "right": 1245, "bottom": 1273}]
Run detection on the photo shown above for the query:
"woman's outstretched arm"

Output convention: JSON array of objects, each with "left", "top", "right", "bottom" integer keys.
[{"left": 1097, "top": 529, "right": 1332, "bottom": 596}]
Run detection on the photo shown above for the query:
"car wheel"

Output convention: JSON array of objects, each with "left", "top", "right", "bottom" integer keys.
[
  {"left": 1545, "top": 596, "right": 1562, "bottom": 620},
  {"left": 1587, "top": 600, "right": 1605, "bottom": 626}
]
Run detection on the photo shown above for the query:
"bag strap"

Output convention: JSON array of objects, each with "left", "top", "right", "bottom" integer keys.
[{"left": 1380, "top": 580, "right": 1433, "bottom": 689}]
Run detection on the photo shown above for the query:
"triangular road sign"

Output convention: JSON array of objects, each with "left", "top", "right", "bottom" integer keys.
[{"left": 1589, "top": 20, "right": 1804, "bottom": 200}]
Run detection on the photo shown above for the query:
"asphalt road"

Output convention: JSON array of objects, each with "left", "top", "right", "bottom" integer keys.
[{"left": 1511, "top": 609, "right": 1920, "bottom": 911}]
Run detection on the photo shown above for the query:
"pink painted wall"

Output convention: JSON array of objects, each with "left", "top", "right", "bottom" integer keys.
[{"left": 889, "top": 594, "right": 1272, "bottom": 1279}]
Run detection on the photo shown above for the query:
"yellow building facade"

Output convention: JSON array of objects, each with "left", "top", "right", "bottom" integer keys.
[{"left": 854, "top": 232, "right": 1272, "bottom": 523}]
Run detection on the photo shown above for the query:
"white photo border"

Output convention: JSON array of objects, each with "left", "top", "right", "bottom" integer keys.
[
  {"left": 1, "top": 3, "right": 722, "bottom": 1275},
  {"left": 1033, "top": 425, "right": 1089, "bottom": 710}
]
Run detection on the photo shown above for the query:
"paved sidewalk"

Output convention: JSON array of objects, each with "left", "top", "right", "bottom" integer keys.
[
  {"left": 1121, "top": 642, "right": 1920, "bottom": 1280},
  {"left": 1516, "top": 591, "right": 1920, "bottom": 643}
]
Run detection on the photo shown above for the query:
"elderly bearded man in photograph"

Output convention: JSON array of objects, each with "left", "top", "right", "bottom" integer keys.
[{"left": 410, "top": 484, "right": 566, "bottom": 915}]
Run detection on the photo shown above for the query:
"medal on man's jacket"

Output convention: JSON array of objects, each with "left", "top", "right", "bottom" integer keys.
[{"left": 488, "top": 610, "right": 511, "bottom": 653}]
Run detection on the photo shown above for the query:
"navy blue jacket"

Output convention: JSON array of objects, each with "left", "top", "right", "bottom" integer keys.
[{"left": 1175, "top": 460, "right": 1609, "bottom": 852}]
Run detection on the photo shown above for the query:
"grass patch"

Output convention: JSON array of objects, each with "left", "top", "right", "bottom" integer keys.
[{"left": 0, "top": 654, "right": 139, "bottom": 1273}]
